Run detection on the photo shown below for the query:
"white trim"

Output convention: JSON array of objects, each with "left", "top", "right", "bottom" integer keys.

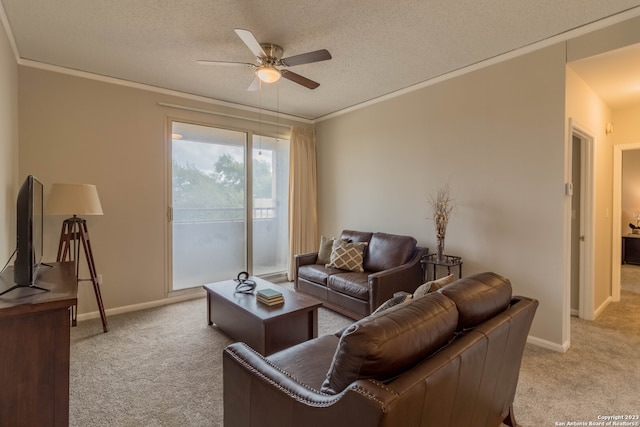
[
  {"left": 76, "top": 289, "right": 205, "bottom": 322},
  {"left": 570, "top": 121, "right": 596, "bottom": 321},
  {"left": 612, "top": 142, "right": 640, "bottom": 301},
  {"left": 613, "top": 146, "right": 623, "bottom": 302},
  {"left": 527, "top": 335, "right": 570, "bottom": 353}
]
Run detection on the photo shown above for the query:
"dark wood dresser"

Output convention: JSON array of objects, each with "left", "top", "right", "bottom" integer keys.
[
  {"left": 622, "top": 235, "right": 640, "bottom": 265},
  {"left": 0, "top": 262, "right": 77, "bottom": 427}
]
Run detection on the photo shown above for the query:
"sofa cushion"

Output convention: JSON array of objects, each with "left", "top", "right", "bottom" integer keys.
[
  {"left": 413, "top": 274, "right": 455, "bottom": 298},
  {"left": 326, "top": 240, "right": 368, "bottom": 272},
  {"left": 327, "top": 272, "right": 369, "bottom": 300},
  {"left": 440, "top": 272, "right": 512, "bottom": 331},
  {"left": 364, "top": 232, "right": 417, "bottom": 272},
  {"left": 298, "top": 264, "right": 343, "bottom": 286},
  {"left": 321, "top": 292, "right": 458, "bottom": 394}
]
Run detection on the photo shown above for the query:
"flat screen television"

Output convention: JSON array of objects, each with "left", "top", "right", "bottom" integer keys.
[{"left": 0, "top": 175, "right": 48, "bottom": 296}]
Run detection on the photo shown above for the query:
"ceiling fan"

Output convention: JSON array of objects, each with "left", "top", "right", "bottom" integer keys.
[{"left": 198, "top": 28, "right": 331, "bottom": 91}]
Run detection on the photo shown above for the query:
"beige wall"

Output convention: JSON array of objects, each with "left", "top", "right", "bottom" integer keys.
[
  {"left": 316, "top": 44, "right": 568, "bottom": 347},
  {"left": 0, "top": 20, "right": 18, "bottom": 263},
  {"left": 614, "top": 106, "right": 640, "bottom": 145},
  {"left": 18, "top": 66, "right": 306, "bottom": 316}
]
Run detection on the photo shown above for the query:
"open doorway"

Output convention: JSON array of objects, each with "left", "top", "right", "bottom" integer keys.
[{"left": 613, "top": 143, "right": 640, "bottom": 301}]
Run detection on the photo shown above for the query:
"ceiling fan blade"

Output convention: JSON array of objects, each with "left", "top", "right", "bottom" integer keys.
[
  {"left": 247, "top": 76, "right": 261, "bottom": 92},
  {"left": 197, "top": 60, "right": 255, "bottom": 67},
  {"left": 234, "top": 28, "right": 267, "bottom": 58},
  {"left": 281, "top": 49, "right": 332, "bottom": 67},
  {"left": 281, "top": 70, "right": 320, "bottom": 90}
]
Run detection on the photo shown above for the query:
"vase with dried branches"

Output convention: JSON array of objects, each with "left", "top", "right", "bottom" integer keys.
[{"left": 428, "top": 183, "right": 454, "bottom": 262}]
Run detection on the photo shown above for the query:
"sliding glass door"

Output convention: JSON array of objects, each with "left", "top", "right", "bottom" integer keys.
[
  {"left": 170, "top": 122, "right": 247, "bottom": 291},
  {"left": 169, "top": 121, "right": 289, "bottom": 291}
]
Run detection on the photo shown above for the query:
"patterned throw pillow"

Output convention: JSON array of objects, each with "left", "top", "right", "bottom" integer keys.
[
  {"left": 413, "top": 274, "right": 455, "bottom": 299},
  {"left": 371, "top": 293, "right": 413, "bottom": 315},
  {"left": 326, "top": 239, "right": 368, "bottom": 272}
]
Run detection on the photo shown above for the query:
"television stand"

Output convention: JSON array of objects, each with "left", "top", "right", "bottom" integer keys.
[{"left": 0, "top": 262, "right": 76, "bottom": 426}]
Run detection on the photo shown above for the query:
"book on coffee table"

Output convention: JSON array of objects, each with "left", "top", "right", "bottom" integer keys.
[{"left": 257, "top": 288, "right": 284, "bottom": 306}]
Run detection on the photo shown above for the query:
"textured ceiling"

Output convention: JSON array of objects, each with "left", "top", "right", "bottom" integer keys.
[{"left": 2, "top": 0, "right": 640, "bottom": 120}]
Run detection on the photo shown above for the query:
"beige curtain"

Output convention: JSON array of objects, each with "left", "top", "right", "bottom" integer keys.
[{"left": 288, "top": 125, "right": 319, "bottom": 280}]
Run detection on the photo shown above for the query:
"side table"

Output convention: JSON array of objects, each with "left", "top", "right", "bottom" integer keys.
[{"left": 421, "top": 253, "right": 463, "bottom": 282}]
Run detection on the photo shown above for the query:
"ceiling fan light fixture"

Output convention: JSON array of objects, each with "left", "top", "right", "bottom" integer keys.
[{"left": 256, "top": 65, "right": 281, "bottom": 83}]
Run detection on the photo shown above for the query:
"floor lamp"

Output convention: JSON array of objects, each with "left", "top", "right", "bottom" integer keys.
[{"left": 45, "top": 183, "right": 108, "bottom": 333}]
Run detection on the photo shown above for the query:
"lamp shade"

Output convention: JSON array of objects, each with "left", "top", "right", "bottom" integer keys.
[{"left": 45, "top": 183, "right": 104, "bottom": 216}]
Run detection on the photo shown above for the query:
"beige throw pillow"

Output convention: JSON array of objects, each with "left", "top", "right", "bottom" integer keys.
[
  {"left": 413, "top": 274, "right": 456, "bottom": 298},
  {"left": 317, "top": 236, "right": 336, "bottom": 265},
  {"left": 326, "top": 239, "right": 367, "bottom": 272}
]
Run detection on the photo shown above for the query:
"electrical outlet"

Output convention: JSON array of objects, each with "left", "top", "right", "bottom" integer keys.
[{"left": 97, "top": 274, "right": 103, "bottom": 285}]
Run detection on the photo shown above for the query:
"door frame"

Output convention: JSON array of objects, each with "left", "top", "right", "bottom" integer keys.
[
  {"left": 568, "top": 118, "right": 596, "bottom": 321},
  {"left": 612, "top": 142, "right": 640, "bottom": 302}
]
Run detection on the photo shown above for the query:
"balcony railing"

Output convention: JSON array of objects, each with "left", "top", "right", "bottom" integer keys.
[{"left": 173, "top": 207, "right": 275, "bottom": 223}]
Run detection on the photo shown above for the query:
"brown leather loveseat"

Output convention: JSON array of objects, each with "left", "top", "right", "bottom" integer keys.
[
  {"left": 223, "top": 272, "right": 538, "bottom": 427},
  {"left": 294, "top": 230, "right": 428, "bottom": 319}
]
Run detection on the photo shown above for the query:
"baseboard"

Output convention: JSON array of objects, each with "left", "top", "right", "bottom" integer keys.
[
  {"left": 257, "top": 271, "right": 288, "bottom": 283},
  {"left": 593, "top": 296, "right": 612, "bottom": 319},
  {"left": 526, "top": 335, "right": 570, "bottom": 353},
  {"left": 76, "top": 288, "right": 206, "bottom": 322}
]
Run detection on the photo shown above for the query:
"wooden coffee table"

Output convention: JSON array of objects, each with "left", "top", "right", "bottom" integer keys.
[{"left": 204, "top": 277, "right": 322, "bottom": 355}]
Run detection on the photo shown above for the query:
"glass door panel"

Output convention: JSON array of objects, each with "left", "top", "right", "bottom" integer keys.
[
  {"left": 171, "top": 122, "right": 246, "bottom": 290},
  {"left": 252, "top": 135, "right": 290, "bottom": 276}
]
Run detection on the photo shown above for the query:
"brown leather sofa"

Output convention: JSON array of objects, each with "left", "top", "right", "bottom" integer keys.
[
  {"left": 223, "top": 272, "right": 538, "bottom": 427},
  {"left": 294, "top": 230, "right": 428, "bottom": 319}
]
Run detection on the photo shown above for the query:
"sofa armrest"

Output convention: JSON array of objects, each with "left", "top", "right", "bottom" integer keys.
[
  {"left": 223, "top": 342, "right": 388, "bottom": 427},
  {"left": 368, "top": 247, "right": 428, "bottom": 312},
  {"left": 295, "top": 252, "right": 318, "bottom": 269},
  {"left": 294, "top": 252, "right": 319, "bottom": 289}
]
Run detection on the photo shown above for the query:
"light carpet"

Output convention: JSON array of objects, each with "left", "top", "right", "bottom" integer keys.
[{"left": 70, "top": 273, "right": 640, "bottom": 427}]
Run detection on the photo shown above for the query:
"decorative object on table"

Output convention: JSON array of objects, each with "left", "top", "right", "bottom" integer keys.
[
  {"left": 428, "top": 183, "right": 454, "bottom": 262},
  {"left": 234, "top": 271, "right": 257, "bottom": 294},
  {"left": 45, "top": 183, "right": 108, "bottom": 333},
  {"left": 256, "top": 288, "right": 284, "bottom": 306},
  {"left": 630, "top": 211, "right": 640, "bottom": 234}
]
